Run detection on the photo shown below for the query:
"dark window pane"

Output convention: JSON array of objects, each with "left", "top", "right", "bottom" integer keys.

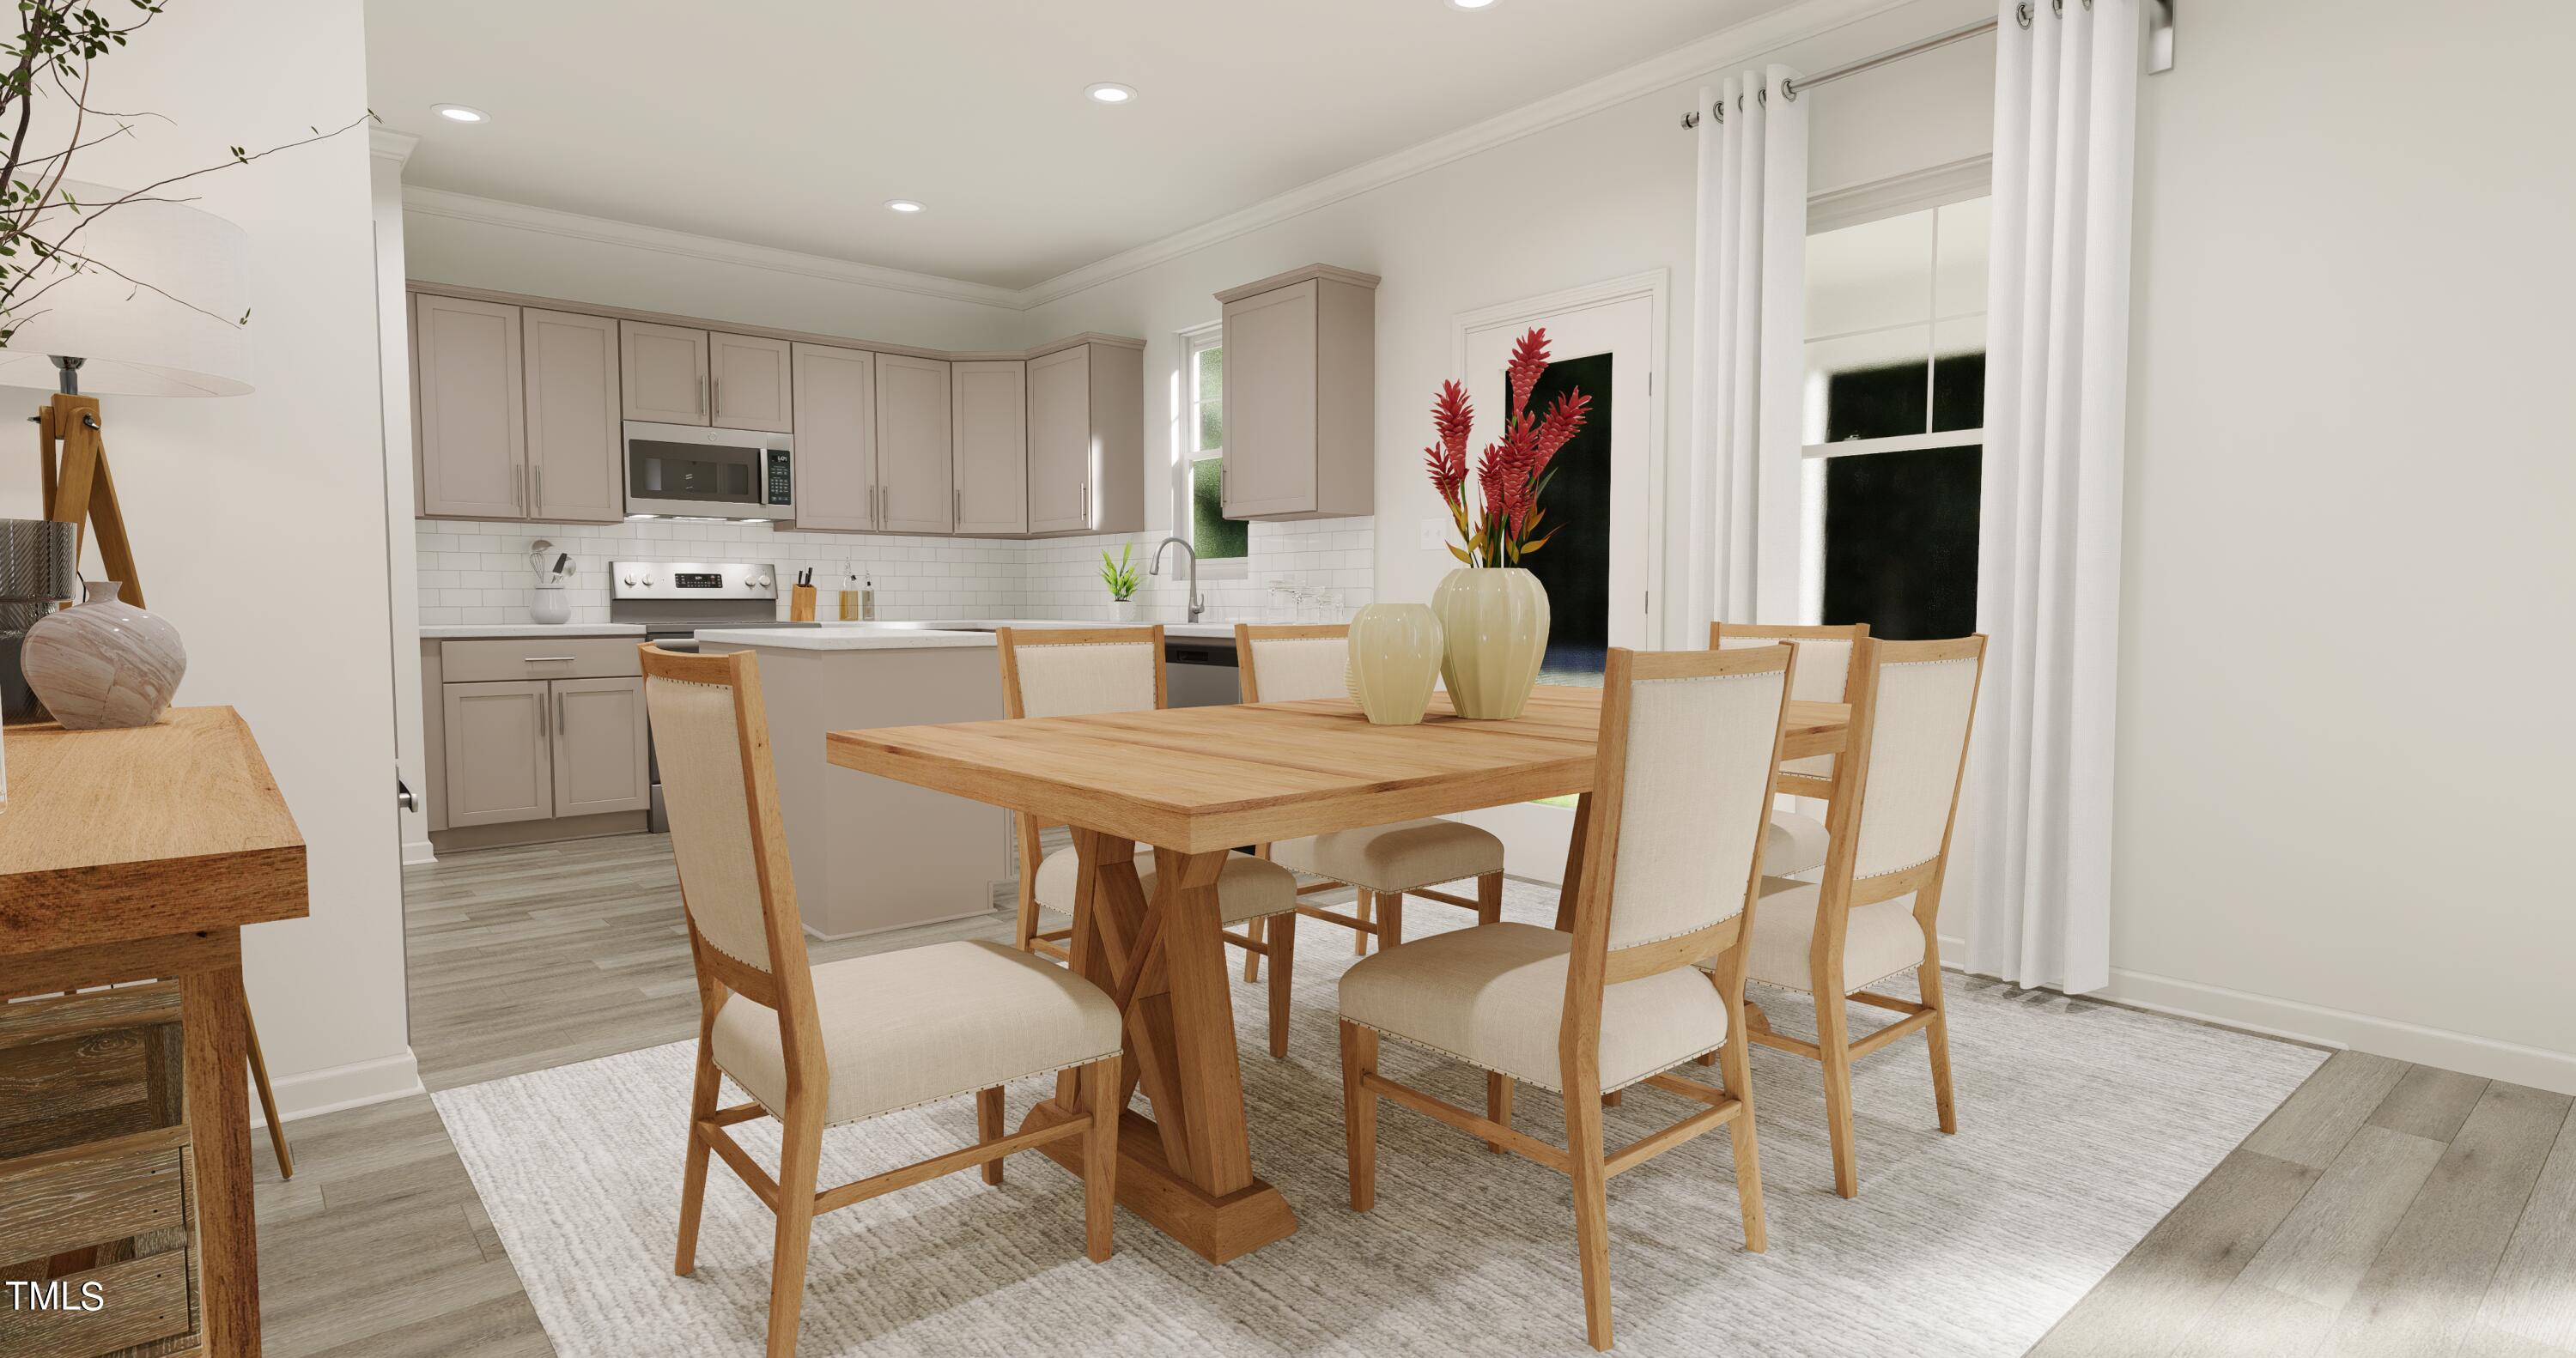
[
  {"left": 1932, "top": 328, "right": 1984, "bottom": 433},
  {"left": 1514, "top": 352, "right": 1613, "bottom": 686},
  {"left": 1192, "top": 458, "right": 1247, "bottom": 561},
  {"left": 1824, "top": 358, "right": 1929, "bottom": 443},
  {"left": 1820, "top": 444, "right": 1981, "bottom": 640}
]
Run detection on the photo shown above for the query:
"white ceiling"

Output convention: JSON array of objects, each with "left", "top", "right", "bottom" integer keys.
[{"left": 365, "top": 0, "right": 1796, "bottom": 291}]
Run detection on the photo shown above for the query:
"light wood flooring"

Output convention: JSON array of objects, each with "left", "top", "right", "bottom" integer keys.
[{"left": 241, "top": 833, "right": 2575, "bottom": 1356}]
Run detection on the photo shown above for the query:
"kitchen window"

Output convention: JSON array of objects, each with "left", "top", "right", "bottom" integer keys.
[
  {"left": 1800, "top": 195, "right": 1989, "bottom": 639},
  {"left": 1182, "top": 323, "right": 1248, "bottom": 570}
]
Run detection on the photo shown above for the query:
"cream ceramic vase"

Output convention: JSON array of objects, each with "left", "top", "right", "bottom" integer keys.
[
  {"left": 22, "top": 581, "right": 186, "bottom": 730},
  {"left": 1344, "top": 603, "right": 1444, "bottom": 725},
  {"left": 1430, "top": 567, "right": 1550, "bottom": 719}
]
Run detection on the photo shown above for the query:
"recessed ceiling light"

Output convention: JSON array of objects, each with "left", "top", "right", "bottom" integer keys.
[
  {"left": 884, "top": 199, "right": 923, "bottom": 214},
  {"left": 432, "top": 103, "right": 489, "bottom": 124},
  {"left": 1445, "top": 0, "right": 1498, "bottom": 9},
  {"left": 1084, "top": 82, "right": 1138, "bottom": 105}
]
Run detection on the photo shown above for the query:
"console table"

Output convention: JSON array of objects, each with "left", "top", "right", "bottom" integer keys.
[{"left": 1, "top": 708, "right": 307, "bottom": 1357}]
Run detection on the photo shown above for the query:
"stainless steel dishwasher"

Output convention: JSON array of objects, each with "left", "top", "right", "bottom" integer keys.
[{"left": 1162, "top": 636, "right": 1243, "bottom": 707}]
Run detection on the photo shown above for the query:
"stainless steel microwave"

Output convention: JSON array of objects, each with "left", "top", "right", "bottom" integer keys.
[{"left": 623, "top": 421, "right": 793, "bottom": 520}]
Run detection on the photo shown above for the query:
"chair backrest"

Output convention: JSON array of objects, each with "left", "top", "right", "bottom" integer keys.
[
  {"left": 1713, "top": 621, "right": 1867, "bottom": 782},
  {"left": 1233, "top": 623, "right": 1349, "bottom": 703},
  {"left": 639, "top": 645, "right": 815, "bottom": 1015},
  {"left": 1589, "top": 645, "right": 1796, "bottom": 950},
  {"left": 997, "top": 626, "right": 1166, "bottom": 718},
  {"left": 1827, "top": 635, "right": 1988, "bottom": 893}
]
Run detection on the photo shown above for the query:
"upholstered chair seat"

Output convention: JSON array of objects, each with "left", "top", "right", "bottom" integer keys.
[
  {"left": 1763, "top": 811, "right": 1831, "bottom": 876},
  {"left": 1033, "top": 846, "right": 1294, "bottom": 925},
  {"left": 1730, "top": 876, "right": 1923, "bottom": 995},
  {"left": 1270, "top": 818, "right": 1504, "bottom": 894}
]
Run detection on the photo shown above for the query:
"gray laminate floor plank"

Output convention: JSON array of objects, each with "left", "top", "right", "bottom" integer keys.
[
  {"left": 2330, "top": 1082, "right": 2572, "bottom": 1358},
  {"left": 2236, "top": 1123, "right": 2447, "bottom": 1310},
  {"left": 2476, "top": 1101, "right": 2576, "bottom": 1351},
  {"left": 2238, "top": 1049, "right": 2410, "bottom": 1170},
  {"left": 2370, "top": 1064, "right": 2494, "bottom": 1143}
]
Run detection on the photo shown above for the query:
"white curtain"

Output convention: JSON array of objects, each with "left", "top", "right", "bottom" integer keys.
[
  {"left": 1965, "top": 0, "right": 2141, "bottom": 993},
  {"left": 1685, "top": 65, "right": 1807, "bottom": 638}
]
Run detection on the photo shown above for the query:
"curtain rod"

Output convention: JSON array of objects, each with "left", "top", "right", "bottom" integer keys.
[{"left": 1783, "top": 17, "right": 2000, "bottom": 100}]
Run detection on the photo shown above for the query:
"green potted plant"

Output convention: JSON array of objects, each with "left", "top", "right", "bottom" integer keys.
[{"left": 1100, "top": 543, "right": 1142, "bottom": 621}]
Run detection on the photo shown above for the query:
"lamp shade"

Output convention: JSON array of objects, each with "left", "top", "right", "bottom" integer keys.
[{"left": 0, "top": 180, "right": 252, "bottom": 397}]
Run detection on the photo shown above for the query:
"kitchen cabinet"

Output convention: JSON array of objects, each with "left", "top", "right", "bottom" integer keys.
[
  {"left": 1217, "top": 264, "right": 1378, "bottom": 520},
  {"left": 414, "top": 294, "right": 526, "bottom": 519},
  {"left": 441, "top": 680, "right": 553, "bottom": 827},
  {"left": 1026, "top": 339, "right": 1145, "bottom": 535},
  {"left": 711, "top": 330, "right": 794, "bottom": 433},
  {"left": 788, "top": 343, "right": 878, "bottom": 531},
  {"left": 523, "top": 308, "right": 625, "bottom": 523},
  {"left": 620, "top": 319, "right": 710, "bottom": 424},
  {"left": 951, "top": 359, "right": 1028, "bottom": 535},
  {"left": 550, "top": 676, "right": 652, "bottom": 815},
  {"left": 874, "top": 353, "right": 954, "bottom": 534}
]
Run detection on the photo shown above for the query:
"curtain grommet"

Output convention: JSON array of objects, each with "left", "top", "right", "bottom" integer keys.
[
  {"left": 1681, "top": 110, "right": 1700, "bottom": 130},
  {"left": 2018, "top": 1, "right": 2033, "bottom": 27}
]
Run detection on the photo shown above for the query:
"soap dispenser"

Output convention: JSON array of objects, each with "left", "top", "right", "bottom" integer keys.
[{"left": 860, "top": 570, "right": 876, "bottom": 621}]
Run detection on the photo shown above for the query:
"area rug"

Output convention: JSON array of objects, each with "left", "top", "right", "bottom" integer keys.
[{"left": 434, "top": 880, "right": 2324, "bottom": 1356}]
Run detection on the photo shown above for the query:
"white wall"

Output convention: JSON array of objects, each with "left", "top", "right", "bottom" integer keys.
[
  {"left": 0, "top": 1, "right": 416, "bottom": 1115},
  {"left": 2103, "top": 0, "right": 2576, "bottom": 1089}
]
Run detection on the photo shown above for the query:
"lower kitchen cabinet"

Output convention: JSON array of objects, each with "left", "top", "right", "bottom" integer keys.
[{"left": 424, "top": 638, "right": 651, "bottom": 851}]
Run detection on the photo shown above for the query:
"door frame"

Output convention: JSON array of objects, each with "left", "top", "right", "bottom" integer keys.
[{"left": 1444, "top": 270, "right": 1669, "bottom": 882}]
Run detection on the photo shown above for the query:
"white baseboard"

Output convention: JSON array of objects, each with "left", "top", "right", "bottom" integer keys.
[
  {"left": 2090, "top": 966, "right": 2576, "bottom": 1097},
  {"left": 251, "top": 1047, "right": 426, "bottom": 1127},
  {"left": 400, "top": 837, "right": 437, "bottom": 866}
]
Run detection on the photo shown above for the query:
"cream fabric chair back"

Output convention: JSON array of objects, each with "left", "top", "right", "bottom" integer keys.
[
  {"left": 1846, "top": 639, "right": 1986, "bottom": 881},
  {"left": 1245, "top": 630, "right": 1349, "bottom": 702},
  {"left": 644, "top": 655, "right": 789, "bottom": 975},
  {"left": 1004, "top": 627, "right": 1163, "bottom": 718},
  {"left": 1600, "top": 646, "right": 1793, "bottom": 949},
  {"left": 1714, "top": 622, "right": 1865, "bottom": 779}
]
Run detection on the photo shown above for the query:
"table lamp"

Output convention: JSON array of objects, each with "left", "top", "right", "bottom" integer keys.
[{"left": 0, "top": 179, "right": 254, "bottom": 611}]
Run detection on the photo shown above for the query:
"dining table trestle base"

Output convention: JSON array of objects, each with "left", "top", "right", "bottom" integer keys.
[{"left": 1017, "top": 1100, "right": 1299, "bottom": 1264}]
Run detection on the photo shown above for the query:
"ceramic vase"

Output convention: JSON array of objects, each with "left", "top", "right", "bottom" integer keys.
[
  {"left": 1430, "top": 567, "right": 1549, "bottom": 719},
  {"left": 1345, "top": 603, "right": 1444, "bottom": 725},
  {"left": 1112, "top": 598, "right": 1139, "bottom": 622},
  {"left": 530, "top": 585, "right": 571, "bottom": 625},
  {"left": 22, "top": 581, "right": 186, "bottom": 730}
]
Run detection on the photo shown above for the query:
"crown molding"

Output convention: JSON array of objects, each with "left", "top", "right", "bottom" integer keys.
[
  {"left": 1013, "top": 0, "right": 1927, "bottom": 307},
  {"left": 398, "top": 0, "right": 1942, "bottom": 314},
  {"left": 369, "top": 128, "right": 419, "bottom": 165},
  {"left": 399, "top": 186, "right": 1029, "bottom": 312}
]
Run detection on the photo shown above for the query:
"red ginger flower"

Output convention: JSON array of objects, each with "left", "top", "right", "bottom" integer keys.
[
  {"left": 1529, "top": 390, "right": 1590, "bottom": 476},
  {"left": 1422, "top": 380, "right": 1473, "bottom": 506},
  {"left": 1507, "top": 328, "right": 1551, "bottom": 418}
]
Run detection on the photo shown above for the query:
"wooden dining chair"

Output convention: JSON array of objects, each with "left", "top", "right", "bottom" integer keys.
[
  {"left": 1711, "top": 621, "right": 1868, "bottom": 878},
  {"left": 1339, "top": 643, "right": 1795, "bottom": 1351},
  {"left": 1709, "top": 634, "right": 1986, "bottom": 1200},
  {"left": 644, "top": 644, "right": 1126, "bottom": 1358},
  {"left": 996, "top": 626, "right": 1304, "bottom": 1056},
  {"left": 1230, "top": 623, "right": 1506, "bottom": 972}
]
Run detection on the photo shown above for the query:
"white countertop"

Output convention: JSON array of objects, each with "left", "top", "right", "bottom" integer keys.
[
  {"left": 694, "top": 625, "right": 998, "bottom": 652},
  {"left": 421, "top": 623, "right": 647, "bottom": 640}
]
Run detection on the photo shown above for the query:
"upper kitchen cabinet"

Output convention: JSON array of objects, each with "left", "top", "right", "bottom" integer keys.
[
  {"left": 619, "top": 320, "right": 710, "bottom": 424},
  {"left": 711, "top": 330, "right": 794, "bottom": 433},
  {"left": 951, "top": 360, "right": 1028, "bottom": 536},
  {"left": 874, "top": 353, "right": 955, "bottom": 534},
  {"left": 788, "top": 343, "right": 878, "bottom": 532},
  {"left": 1217, "top": 264, "right": 1378, "bottom": 520},
  {"left": 522, "top": 309, "right": 624, "bottom": 523},
  {"left": 1026, "top": 338, "right": 1145, "bottom": 535},
  {"left": 414, "top": 294, "right": 527, "bottom": 519}
]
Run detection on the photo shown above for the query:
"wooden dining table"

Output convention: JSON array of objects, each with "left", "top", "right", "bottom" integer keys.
[{"left": 826, "top": 682, "right": 1848, "bottom": 1264}]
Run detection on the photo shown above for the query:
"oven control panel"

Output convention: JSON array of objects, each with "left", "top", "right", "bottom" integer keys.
[{"left": 608, "top": 561, "right": 779, "bottom": 600}]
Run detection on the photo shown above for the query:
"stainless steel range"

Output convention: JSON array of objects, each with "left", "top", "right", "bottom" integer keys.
[{"left": 610, "top": 561, "right": 778, "bottom": 829}]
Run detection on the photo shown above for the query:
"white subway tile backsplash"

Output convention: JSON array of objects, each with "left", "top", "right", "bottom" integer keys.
[{"left": 414, "top": 514, "right": 1376, "bottom": 627}]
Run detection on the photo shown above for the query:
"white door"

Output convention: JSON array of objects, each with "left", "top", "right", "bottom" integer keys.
[{"left": 1450, "top": 281, "right": 1664, "bottom": 878}]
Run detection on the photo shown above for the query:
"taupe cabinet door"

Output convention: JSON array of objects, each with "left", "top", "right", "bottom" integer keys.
[
  {"left": 788, "top": 343, "right": 878, "bottom": 531},
  {"left": 874, "top": 353, "right": 954, "bottom": 534},
  {"left": 620, "top": 320, "right": 710, "bottom": 424},
  {"left": 1025, "top": 345, "right": 1091, "bottom": 533},
  {"left": 711, "top": 331, "right": 794, "bottom": 433},
  {"left": 523, "top": 309, "right": 624, "bottom": 523},
  {"left": 442, "top": 681, "right": 552, "bottom": 827},
  {"left": 414, "top": 294, "right": 526, "bottom": 519},
  {"left": 951, "top": 360, "right": 1028, "bottom": 535},
  {"left": 1219, "top": 280, "right": 1320, "bottom": 518},
  {"left": 550, "top": 676, "right": 651, "bottom": 815}
]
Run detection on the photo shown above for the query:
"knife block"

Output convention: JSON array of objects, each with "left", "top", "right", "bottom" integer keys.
[{"left": 788, "top": 585, "right": 817, "bottom": 621}]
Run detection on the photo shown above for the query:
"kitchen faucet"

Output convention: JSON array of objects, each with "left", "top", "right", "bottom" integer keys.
[{"left": 1148, "top": 536, "right": 1205, "bottom": 623}]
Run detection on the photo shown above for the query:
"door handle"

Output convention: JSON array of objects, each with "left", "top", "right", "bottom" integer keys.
[{"left": 395, "top": 776, "right": 419, "bottom": 812}]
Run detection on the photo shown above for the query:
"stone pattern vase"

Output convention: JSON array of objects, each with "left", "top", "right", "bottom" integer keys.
[
  {"left": 1430, "top": 567, "right": 1550, "bottom": 719},
  {"left": 1344, "top": 603, "right": 1444, "bottom": 725},
  {"left": 22, "top": 581, "right": 187, "bottom": 730}
]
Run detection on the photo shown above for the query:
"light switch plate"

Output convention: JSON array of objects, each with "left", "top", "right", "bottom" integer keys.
[{"left": 1420, "top": 518, "right": 1445, "bottom": 550}]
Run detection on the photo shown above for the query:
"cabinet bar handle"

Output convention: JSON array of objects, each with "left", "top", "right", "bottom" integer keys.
[
  {"left": 533, "top": 464, "right": 543, "bottom": 512},
  {"left": 1081, "top": 481, "right": 1089, "bottom": 526},
  {"left": 710, "top": 374, "right": 719, "bottom": 414},
  {"left": 557, "top": 689, "right": 567, "bottom": 734},
  {"left": 524, "top": 655, "right": 577, "bottom": 663},
  {"left": 698, "top": 374, "right": 707, "bottom": 414},
  {"left": 953, "top": 486, "right": 961, "bottom": 529}
]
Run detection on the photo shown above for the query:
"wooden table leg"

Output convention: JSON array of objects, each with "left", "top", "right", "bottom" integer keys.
[
  {"left": 179, "top": 934, "right": 259, "bottom": 1357},
  {"left": 1553, "top": 791, "right": 1593, "bottom": 932},
  {"left": 1021, "top": 836, "right": 1297, "bottom": 1264}
]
